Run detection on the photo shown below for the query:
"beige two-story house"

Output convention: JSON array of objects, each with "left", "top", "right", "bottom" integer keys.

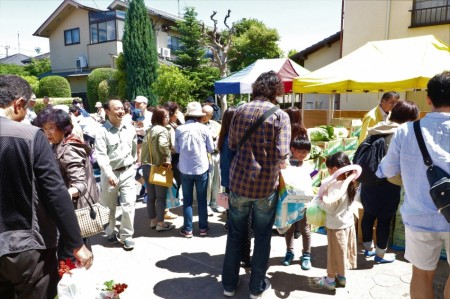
[
  {"left": 341, "top": 0, "right": 450, "bottom": 111},
  {"left": 34, "top": 0, "right": 182, "bottom": 100}
]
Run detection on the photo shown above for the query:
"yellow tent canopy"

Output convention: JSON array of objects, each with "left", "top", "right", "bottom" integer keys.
[{"left": 293, "top": 35, "right": 450, "bottom": 94}]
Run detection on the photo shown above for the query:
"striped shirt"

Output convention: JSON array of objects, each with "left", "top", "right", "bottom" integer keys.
[{"left": 229, "top": 99, "right": 291, "bottom": 198}]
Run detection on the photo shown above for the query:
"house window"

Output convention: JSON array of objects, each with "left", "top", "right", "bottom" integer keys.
[
  {"left": 89, "top": 11, "right": 125, "bottom": 44},
  {"left": 64, "top": 28, "right": 80, "bottom": 45},
  {"left": 167, "top": 36, "right": 182, "bottom": 52},
  {"left": 411, "top": 0, "right": 450, "bottom": 27}
]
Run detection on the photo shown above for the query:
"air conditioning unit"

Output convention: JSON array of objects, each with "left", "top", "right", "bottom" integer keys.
[
  {"left": 161, "top": 47, "right": 171, "bottom": 58},
  {"left": 75, "top": 56, "right": 88, "bottom": 68}
]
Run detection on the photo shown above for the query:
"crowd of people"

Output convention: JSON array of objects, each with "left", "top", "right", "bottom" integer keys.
[{"left": 0, "top": 70, "right": 449, "bottom": 299}]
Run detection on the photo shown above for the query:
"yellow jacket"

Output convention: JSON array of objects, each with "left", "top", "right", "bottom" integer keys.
[{"left": 358, "top": 105, "right": 384, "bottom": 145}]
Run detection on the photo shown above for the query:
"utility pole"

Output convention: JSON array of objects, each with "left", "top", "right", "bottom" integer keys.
[
  {"left": 18, "top": 32, "right": 20, "bottom": 53},
  {"left": 5, "top": 45, "right": 10, "bottom": 57}
]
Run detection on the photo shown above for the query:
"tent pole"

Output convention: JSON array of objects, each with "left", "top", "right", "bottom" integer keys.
[
  {"left": 328, "top": 94, "right": 335, "bottom": 124},
  {"left": 248, "top": 94, "right": 250, "bottom": 102},
  {"left": 300, "top": 94, "right": 305, "bottom": 125},
  {"left": 291, "top": 91, "right": 295, "bottom": 107}
]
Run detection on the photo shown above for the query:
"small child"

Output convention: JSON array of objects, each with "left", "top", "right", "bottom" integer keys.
[
  {"left": 315, "top": 152, "right": 358, "bottom": 290},
  {"left": 281, "top": 136, "right": 313, "bottom": 270}
]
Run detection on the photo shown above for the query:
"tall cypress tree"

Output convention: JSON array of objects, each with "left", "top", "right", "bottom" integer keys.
[{"left": 122, "top": 0, "right": 158, "bottom": 104}]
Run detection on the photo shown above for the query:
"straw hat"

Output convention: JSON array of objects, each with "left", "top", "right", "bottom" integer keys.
[{"left": 185, "top": 102, "right": 205, "bottom": 117}]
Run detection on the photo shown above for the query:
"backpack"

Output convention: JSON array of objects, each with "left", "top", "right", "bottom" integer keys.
[{"left": 352, "top": 134, "right": 388, "bottom": 186}]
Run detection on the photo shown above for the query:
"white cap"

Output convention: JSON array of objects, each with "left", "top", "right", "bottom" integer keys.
[
  {"left": 95, "top": 102, "right": 102, "bottom": 108},
  {"left": 134, "top": 95, "right": 148, "bottom": 105}
]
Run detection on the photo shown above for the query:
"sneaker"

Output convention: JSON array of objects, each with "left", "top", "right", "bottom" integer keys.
[
  {"left": 335, "top": 274, "right": 346, "bottom": 287},
  {"left": 223, "top": 279, "right": 240, "bottom": 297},
  {"left": 199, "top": 228, "right": 209, "bottom": 236},
  {"left": 300, "top": 253, "right": 312, "bottom": 270},
  {"left": 180, "top": 228, "right": 193, "bottom": 238},
  {"left": 142, "top": 195, "right": 148, "bottom": 204},
  {"left": 374, "top": 254, "right": 395, "bottom": 264},
  {"left": 150, "top": 219, "right": 157, "bottom": 230},
  {"left": 122, "top": 239, "right": 135, "bottom": 250},
  {"left": 249, "top": 278, "right": 271, "bottom": 299},
  {"left": 314, "top": 276, "right": 336, "bottom": 291},
  {"left": 294, "top": 232, "right": 301, "bottom": 239},
  {"left": 106, "top": 233, "right": 119, "bottom": 245},
  {"left": 281, "top": 251, "right": 295, "bottom": 266},
  {"left": 212, "top": 206, "right": 227, "bottom": 213},
  {"left": 207, "top": 206, "right": 214, "bottom": 216},
  {"left": 164, "top": 210, "right": 178, "bottom": 220},
  {"left": 364, "top": 249, "right": 376, "bottom": 257},
  {"left": 156, "top": 222, "right": 175, "bottom": 232}
]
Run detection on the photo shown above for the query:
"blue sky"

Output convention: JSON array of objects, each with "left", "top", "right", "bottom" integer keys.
[{"left": 0, "top": 0, "right": 342, "bottom": 58}]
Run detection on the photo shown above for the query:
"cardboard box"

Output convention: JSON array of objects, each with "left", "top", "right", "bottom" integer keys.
[
  {"left": 342, "top": 137, "right": 358, "bottom": 151},
  {"left": 330, "top": 118, "right": 362, "bottom": 138},
  {"left": 312, "top": 139, "right": 344, "bottom": 157},
  {"left": 311, "top": 170, "right": 322, "bottom": 187}
]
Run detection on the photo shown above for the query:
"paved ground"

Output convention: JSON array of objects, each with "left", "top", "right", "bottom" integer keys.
[{"left": 85, "top": 201, "right": 449, "bottom": 299}]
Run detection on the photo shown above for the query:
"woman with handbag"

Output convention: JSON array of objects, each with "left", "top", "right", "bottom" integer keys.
[
  {"left": 140, "top": 106, "right": 175, "bottom": 231},
  {"left": 33, "top": 108, "right": 99, "bottom": 263}
]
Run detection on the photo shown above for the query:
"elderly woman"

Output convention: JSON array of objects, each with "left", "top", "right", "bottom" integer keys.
[
  {"left": 33, "top": 107, "right": 99, "bottom": 262},
  {"left": 141, "top": 106, "right": 174, "bottom": 231}
]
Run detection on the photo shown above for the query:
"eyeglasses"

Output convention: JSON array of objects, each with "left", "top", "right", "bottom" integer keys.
[{"left": 43, "top": 127, "right": 57, "bottom": 133}]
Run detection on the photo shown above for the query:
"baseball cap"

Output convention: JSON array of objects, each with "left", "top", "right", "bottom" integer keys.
[{"left": 134, "top": 96, "right": 148, "bottom": 105}]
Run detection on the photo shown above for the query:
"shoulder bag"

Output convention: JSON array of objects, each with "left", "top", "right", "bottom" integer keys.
[
  {"left": 149, "top": 132, "right": 173, "bottom": 187},
  {"left": 217, "top": 105, "right": 279, "bottom": 209},
  {"left": 413, "top": 120, "right": 450, "bottom": 222},
  {"left": 75, "top": 192, "right": 110, "bottom": 238}
]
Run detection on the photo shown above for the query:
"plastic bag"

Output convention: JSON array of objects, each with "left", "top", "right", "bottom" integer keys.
[
  {"left": 57, "top": 268, "right": 97, "bottom": 299},
  {"left": 306, "top": 198, "right": 326, "bottom": 227},
  {"left": 274, "top": 166, "right": 314, "bottom": 228},
  {"left": 166, "top": 186, "right": 181, "bottom": 209}
]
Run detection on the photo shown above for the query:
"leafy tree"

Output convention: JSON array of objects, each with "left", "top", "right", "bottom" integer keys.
[
  {"left": 122, "top": 0, "right": 158, "bottom": 105},
  {"left": 174, "top": 7, "right": 220, "bottom": 102},
  {"left": 175, "top": 7, "right": 208, "bottom": 71},
  {"left": 229, "top": 18, "right": 283, "bottom": 72},
  {"left": 152, "top": 65, "right": 194, "bottom": 109},
  {"left": 287, "top": 49, "right": 298, "bottom": 58},
  {"left": 39, "top": 76, "right": 71, "bottom": 97},
  {"left": 24, "top": 58, "right": 51, "bottom": 77},
  {"left": 0, "top": 64, "right": 27, "bottom": 76}
]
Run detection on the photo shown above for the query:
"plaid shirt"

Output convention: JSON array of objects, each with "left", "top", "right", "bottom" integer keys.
[{"left": 229, "top": 99, "right": 291, "bottom": 198}]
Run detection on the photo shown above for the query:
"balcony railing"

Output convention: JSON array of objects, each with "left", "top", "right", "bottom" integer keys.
[{"left": 411, "top": 5, "right": 450, "bottom": 27}]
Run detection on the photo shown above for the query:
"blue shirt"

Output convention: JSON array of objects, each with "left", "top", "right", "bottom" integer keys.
[
  {"left": 175, "top": 120, "right": 214, "bottom": 175},
  {"left": 376, "top": 112, "right": 450, "bottom": 232}
]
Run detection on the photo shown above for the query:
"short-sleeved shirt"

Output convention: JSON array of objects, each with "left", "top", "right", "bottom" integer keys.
[{"left": 229, "top": 99, "right": 291, "bottom": 198}]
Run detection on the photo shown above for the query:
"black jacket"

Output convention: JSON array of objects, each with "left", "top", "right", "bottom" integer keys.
[{"left": 0, "top": 117, "right": 83, "bottom": 257}]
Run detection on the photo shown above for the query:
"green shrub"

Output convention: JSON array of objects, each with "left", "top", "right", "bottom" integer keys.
[
  {"left": 38, "top": 76, "right": 71, "bottom": 97},
  {"left": 87, "top": 68, "right": 117, "bottom": 109},
  {"left": 152, "top": 65, "right": 194, "bottom": 109},
  {"left": 98, "top": 80, "right": 110, "bottom": 103},
  {"left": 34, "top": 97, "right": 75, "bottom": 114},
  {"left": 21, "top": 75, "right": 40, "bottom": 95}
]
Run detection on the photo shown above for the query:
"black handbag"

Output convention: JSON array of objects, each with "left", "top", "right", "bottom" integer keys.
[{"left": 413, "top": 120, "right": 450, "bottom": 222}]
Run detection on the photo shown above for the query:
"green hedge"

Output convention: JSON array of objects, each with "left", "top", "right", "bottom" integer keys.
[
  {"left": 38, "top": 76, "right": 71, "bottom": 98},
  {"left": 34, "top": 98, "right": 76, "bottom": 114},
  {"left": 87, "top": 68, "right": 117, "bottom": 109}
]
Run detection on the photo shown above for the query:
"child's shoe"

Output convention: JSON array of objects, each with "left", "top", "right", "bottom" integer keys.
[
  {"left": 314, "top": 276, "right": 336, "bottom": 291},
  {"left": 300, "top": 253, "right": 312, "bottom": 270},
  {"left": 335, "top": 274, "right": 346, "bottom": 287},
  {"left": 281, "top": 251, "right": 294, "bottom": 266}
]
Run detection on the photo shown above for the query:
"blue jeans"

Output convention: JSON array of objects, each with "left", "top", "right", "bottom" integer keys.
[
  {"left": 222, "top": 190, "right": 278, "bottom": 295},
  {"left": 181, "top": 171, "right": 209, "bottom": 231}
]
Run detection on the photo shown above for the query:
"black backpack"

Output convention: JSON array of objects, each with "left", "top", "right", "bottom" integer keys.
[{"left": 352, "top": 134, "right": 388, "bottom": 186}]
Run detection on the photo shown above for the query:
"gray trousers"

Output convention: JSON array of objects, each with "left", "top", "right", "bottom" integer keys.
[
  {"left": 142, "top": 165, "right": 167, "bottom": 222},
  {"left": 101, "top": 166, "right": 136, "bottom": 241}
]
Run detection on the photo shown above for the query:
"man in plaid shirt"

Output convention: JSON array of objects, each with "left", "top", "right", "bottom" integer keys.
[{"left": 222, "top": 71, "right": 291, "bottom": 298}]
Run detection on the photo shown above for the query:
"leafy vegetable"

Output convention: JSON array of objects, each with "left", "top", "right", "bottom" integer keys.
[
  {"left": 318, "top": 125, "right": 335, "bottom": 140},
  {"left": 309, "top": 145, "right": 323, "bottom": 159},
  {"left": 308, "top": 127, "right": 330, "bottom": 141},
  {"left": 334, "top": 127, "right": 349, "bottom": 138}
]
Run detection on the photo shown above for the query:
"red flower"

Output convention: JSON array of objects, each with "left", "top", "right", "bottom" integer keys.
[{"left": 58, "top": 258, "right": 76, "bottom": 278}]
